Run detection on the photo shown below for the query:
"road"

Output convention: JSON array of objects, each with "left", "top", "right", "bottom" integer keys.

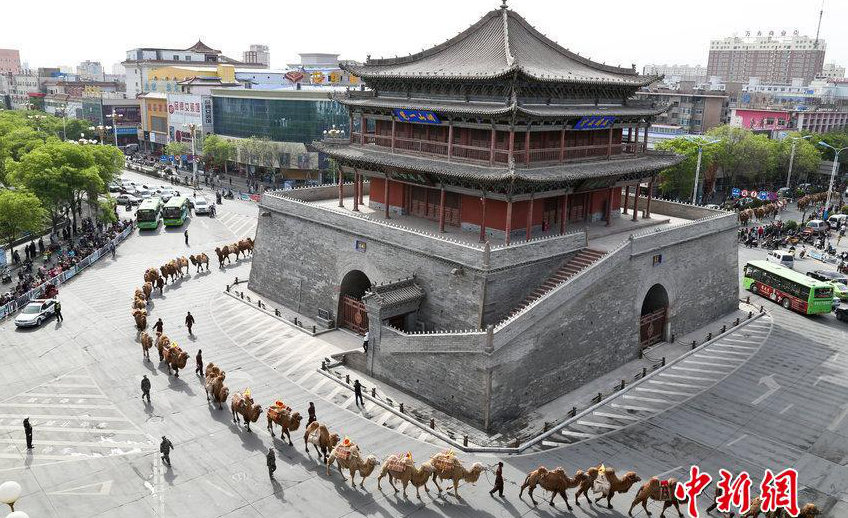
[{"left": 0, "top": 178, "right": 846, "bottom": 517}]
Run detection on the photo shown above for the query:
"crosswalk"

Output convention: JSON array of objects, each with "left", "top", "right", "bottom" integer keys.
[
  {"left": 216, "top": 211, "right": 256, "bottom": 239},
  {"left": 0, "top": 369, "right": 155, "bottom": 469},
  {"left": 539, "top": 314, "right": 774, "bottom": 450}
]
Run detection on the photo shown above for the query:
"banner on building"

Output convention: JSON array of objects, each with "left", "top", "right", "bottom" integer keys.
[
  {"left": 393, "top": 109, "right": 441, "bottom": 125},
  {"left": 573, "top": 116, "right": 616, "bottom": 130}
]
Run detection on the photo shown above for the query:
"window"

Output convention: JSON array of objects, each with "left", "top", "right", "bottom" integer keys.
[{"left": 173, "top": 55, "right": 179, "bottom": 61}]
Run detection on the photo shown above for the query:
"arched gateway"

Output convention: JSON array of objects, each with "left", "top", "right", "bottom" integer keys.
[
  {"left": 338, "top": 270, "right": 371, "bottom": 334},
  {"left": 639, "top": 284, "right": 669, "bottom": 348}
]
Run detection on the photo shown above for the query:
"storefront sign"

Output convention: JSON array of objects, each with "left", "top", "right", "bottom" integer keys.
[
  {"left": 285, "top": 71, "right": 304, "bottom": 83},
  {"left": 574, "top": 116, "right": 616, "bottom": 130},
  {"left": 652, "top": 254, "right": 662, "bottom": 266},
  {"left": 393, "top": 109, "right": 441, "bottom": 125},
  {"left": 354, "top": 240, "right": 367, "bottom": 253}
]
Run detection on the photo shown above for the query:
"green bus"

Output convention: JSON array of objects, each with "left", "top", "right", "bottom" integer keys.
[
  {"left": 162, "top": 197, "right": 190, "bottom": 227},
  {"left": 743, "top": 260, "right": 834, "bottom": 315},
  {"left": 136, "top": 197, "right": 163, "bottom": 229}
]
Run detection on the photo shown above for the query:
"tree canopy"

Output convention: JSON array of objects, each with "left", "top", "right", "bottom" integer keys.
[
  {"left": 0, "top": 189, "right": 46, "bottom": 247},
  {"left": 202, "top": 134, "right": 235, "bottom": 173}
]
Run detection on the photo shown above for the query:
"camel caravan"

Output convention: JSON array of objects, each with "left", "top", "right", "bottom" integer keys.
[
  {"left": 266, "top": 401, "right": 301, "bottom": 445},
  {"left": 204, "top": 363, "right": 229, "bottom": 410},
  {"left": 214, "top": 238, "right": 254, "bottom": 268},
  {"left": 377, "top": 453, "right": 436, "bottom": 498},
  {"left": 738, "top": 202, "right": 783, "bottom": 226},
  {"left": 231, "top": 388, "right": 262, "bottom": 431},
  {"left": 326, "top": 437, "right": 380, "bottom": 488}
]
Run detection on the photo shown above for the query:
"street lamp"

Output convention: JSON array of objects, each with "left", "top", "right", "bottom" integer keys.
[
  {"left": 684, "top": 136, "right": 721, "bottom": 205},
  {"left": 818, "top": 141, "right": 847, "bottom": 213},
  {"left": 106, "top": 109, "right": 123, "bottom": 148},
  {"left": 77, "top": 133, "right": 98, "bottom": 145},
  {"left": 183, "top": 122, "right": 198, "bottom": 186},
  {"left": 27, "top": 114, "right": 45, "bottom": 134},
  {"left": 323, "top": 124, "right": 345, "bottom": 139},
  {"left": 89, "top": 125, "right": 111, "bottom": 145},
  {"left": 0, "top": 480, "right": 22, "bottom": 512},
  {"left": 56, "top": 105, "right": 68, "bottom": 141},
  {"left": 785, "top": 135, "right": 812, "bottom": 188}
]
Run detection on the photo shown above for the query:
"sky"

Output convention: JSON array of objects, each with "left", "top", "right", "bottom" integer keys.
[{"left": 1, "top": 0, "right": 845, "bottom": 74}]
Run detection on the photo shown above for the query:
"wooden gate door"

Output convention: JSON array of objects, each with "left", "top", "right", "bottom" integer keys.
[
  {"left": 341, "top": 295, "right": 369, "bottom": 335},
  {"left": 639, "top": 308, "right": 666, "bottom": 348}
]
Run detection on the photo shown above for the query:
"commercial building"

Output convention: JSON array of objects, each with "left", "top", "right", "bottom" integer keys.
[
  {"left": 0, "top": 49, "right": 21, "bottom": 74},
  {"left": 819, "top": 63, "right": 845, "bottom": 80},
  {"left": 80, "top": 94, "right": 141, "bottom": 147},
  {"left": 249, "top": 5, "right": 738, "bottom": 430},
  {"left": 642, "top": 64, "right": 707, "bottom": 83},
  {"left": 243, "top": 44, "right": 270, "bottom": 68},
  {"left": 729, "top": 107, "right": 848, "bottom": 136},
  {"left": 0, "top": 70, "right": 40, "bottom": 109},
  {"left": 165, "top": 92, "right": 214, "bottom": 145},
  {"left": 707, "top": 31, "right": 825, "bottom": 84},
  {"left": 285, "top": 53, "right": 361, "bottom": 87},
  {"left": 77, "top": 60, "right": 104, "bottom": 81},
  {"left": 123, "top": 40, "right": 249, "bottom": 97},
  {"left": 145, "top": 63, "right": 240, "bottom": 94},
  {"left": 139, "top": 92, "right": 168, "bottom": 152},
  {"left": 634, "top": 90, "right": 729, "bottom": 134}
]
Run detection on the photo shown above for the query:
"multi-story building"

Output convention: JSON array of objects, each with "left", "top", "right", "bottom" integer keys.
[
  {"left": 642, "top": 64, "right": 707, "bottom": 83},
  {"left": 139, "top": 92, "right": 168, "bottom": 152},
  {"left": 635, "top": 90, "right": 729, "bottom": 134},
  {"left": 0, "top": 49, "right": 21, "bottom": 74},
  {"left": 729, "top": 107, "right": 848, "bottom": 136},
  {"left": 707, "top": 31, "right": 825, "bottom": 84},
  {"left": 77, "top": 60, "right": 104, "bottom": 81},
  {"left": 145, "top": 63, "right": 240, "bottom": 94},
  {"left": 123, "top": 40, "right": 248, "bottom": 98},
  {"left": 819, "top": 63, "right": 845, "bottom": 80},
  {"left": 80, "top": 94, "right": 142, "bottom": 147},
  {"left": 242, "top": 44, "right": 270, "bottom": 68},
  {"left": 165, "top": 92, "right": 214, "bottom": 147},
  {"left": 285, "top": 53, "right": 360, "bottom": 87},
  {"left": 249, "top": 5, "right": 739, "bottom": 430},
  {"left": 0, "top": 70, "right": 40, "bottom": 109}
]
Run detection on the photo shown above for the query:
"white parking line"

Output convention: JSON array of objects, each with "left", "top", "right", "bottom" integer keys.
[
  {"left": 610, "top": 403, "right": 660, "bottom": 412},
  {"left": 592, "top": 411, "right": 641, "bottom": 421},
  {"left": 659, "top": 372, "right": 715, "bottom": 382},
  {"left": 673, "top": 366, "right": 729, "bottom": 375},
  {"left": 647, "top": 379, "right": 710, "bottom": 389},
  {"left": 683, "top": 359, "right": 737, "bottom": 369},
  {"left": 634, "top": 387, "right": 696, "bottom": 397},
  {"left": 623, "top": 394, "right": 672, "bottom": 405},
  {"left": 575, "top": 420, "right": 620, "bottom": 430},
  {"left": 693, "top": 353, "right": 746, "bottom": 362}
]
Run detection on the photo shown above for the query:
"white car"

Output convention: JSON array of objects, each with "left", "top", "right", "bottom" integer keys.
[
  {"left": 116, "top": 193, "right": 141, "bottom": 206},
  {"left": 766, "top": 250, "right": 794, "bottom": 269},
  {"left": 14, "top": 299, "right": 57, "bottom": 328},
  {"left": 193, "top": 197, "right": 211, "bottom": 215}
]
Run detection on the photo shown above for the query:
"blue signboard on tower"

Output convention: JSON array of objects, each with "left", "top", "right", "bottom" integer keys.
[
  {"left": 573, "top": 116, "right": 616, "bottom": 130},
  {"left": 393, "top": 109, "right": 441, "bottom": 125}
]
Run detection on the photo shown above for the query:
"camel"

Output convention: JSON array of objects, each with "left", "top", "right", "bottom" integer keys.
[
  {"left": 520, "top": 466, "right": 588, "bottom": 509},
  {"left": 593, "top": 466, "right": 641, "bottom": 509},
  {"left": 629, "top": 477, "right": 684, "bottom": 518},
  {"left": 159, "top": 263, "right": 177, "bottom": 284},
  {"left": 142, "top": 282, "right": 153, "bottom": 300},
  {"left": 155, "top": 333, "right": 170, "bottom": 362},
  {"left": 326, "top": 439, "right": 380, "bottom": 488},
  {"left": 230, "top": 389, "right": 262, "bottom": 432},
  {"left": 266, "top": 401, "right": 302, "bottom": 445},
  {"left": 140, "top": 331, "right": 153, "bottom": 361},
  {"left": 189, "top": 253, "right": 210, "bottom": 272},
  {"left": 214, "top": 246, "right": 231, "bottom": 268},
  {"left": 134, "top": 288, "right": 146, "bottom": 302},
  {"left": 237, "top": 238, "right": 254, "bottom": 257},
  {"left": 429, "top": 451, "right": 487, "bottom": 498},
  {"left": 204, "top": 364, "right": 229, "bottom": 410},
  {"left": 161, "top": 341, "right": 189, "bottom": 377},
  {"left": 144, "top": 268, "right": 161, "bottom": 284},
  {"left": 132, "top": 297, "right": 146, "bottom": 310},
  {"left": 303, "top": 421, "right": 340, "bottom": 463},
  {"left": 575, "top": 465, "right": 600, "bottom": 506},
  {"left": 377, "top": 454, "right": 435, "bottom": 498},
  {"left": 132, "top": 308, "right": 147, "bottom": 331},
  {"left": 742, "top": 498, "right": 820, "bottom": 518},
  {"left": 175, "top": 256, "right": 189, "bottom": 275}
]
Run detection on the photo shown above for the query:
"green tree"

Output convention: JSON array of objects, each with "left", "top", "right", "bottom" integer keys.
[
  {"left": 97, "top": 196, "right": 117, "bottom": 224},
  {"left": 0, "top": 189, "right": 46, "bottom": 246},
  {"left": 202, "top": 134, "right": 235, "bottom": 174},
  {"left": 775, "top": 133, "right": 822, "bottom": 185},
  {"left": 655, "top": 137, "right": 718, "bottom": 200},
  {"left": 816, "top": 131, "right": 848, "bottom": 161}
]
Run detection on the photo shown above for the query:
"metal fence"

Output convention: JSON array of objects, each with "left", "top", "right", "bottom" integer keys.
[{"left": 0, "top": 225, "right": 134, "bottom": 321}]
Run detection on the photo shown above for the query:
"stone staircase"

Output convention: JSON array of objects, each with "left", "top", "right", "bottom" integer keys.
[{"left": 505, "top": 248, "right": 607, "bottom": 319}]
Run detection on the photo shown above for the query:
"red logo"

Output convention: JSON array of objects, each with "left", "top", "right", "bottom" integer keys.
[
  {"left": 675, "top": 466, "right": 713, "bottom": 518},
  {"left": 285, "top": 71, "right": 304, "bottom": 83}
]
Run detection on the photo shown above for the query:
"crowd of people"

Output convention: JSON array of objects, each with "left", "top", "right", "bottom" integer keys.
[{"left": 1, "top": 219, "right": 133, "bottom": 306}]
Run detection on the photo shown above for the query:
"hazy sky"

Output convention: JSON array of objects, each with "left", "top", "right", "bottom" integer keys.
[{"left": 2, "top": 0, "right": 845, "bottom": 73}]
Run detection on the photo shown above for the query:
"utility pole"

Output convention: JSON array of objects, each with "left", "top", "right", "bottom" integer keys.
[{"left": 786, "top": 135, "right": 812, "bottom": 189}]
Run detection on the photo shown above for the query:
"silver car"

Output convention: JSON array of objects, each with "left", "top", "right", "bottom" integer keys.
[
  {"left": 193, "top": 197, "right": 211, "bottom": 215},
  {"left": 14, "top": 299, "right": 57, "bottom": 328}
]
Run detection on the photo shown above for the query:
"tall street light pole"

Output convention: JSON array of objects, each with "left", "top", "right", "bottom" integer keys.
[
  {"left": 106, "top": 109, "right": 123, "bottom": 148},
  {"left": 184, "top": 123, "right": 198, "bottom": 187},
  {"left": 818, "top": 141, "right": 847, "bottom": 212},
  {"left": 684, "top": 136, "right": 721, "bottom": 205},
  {"left": 786, "top": 135, "right": 812, "bottom": 188}
]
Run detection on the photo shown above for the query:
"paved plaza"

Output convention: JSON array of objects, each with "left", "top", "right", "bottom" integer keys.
[{"left": 0, "top": 171, "right": 845, "bottom": 517}]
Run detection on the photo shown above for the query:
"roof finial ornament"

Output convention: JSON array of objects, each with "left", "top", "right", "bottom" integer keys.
[{"left": 500, "top": 0, "right": 508, "bottom": 9}]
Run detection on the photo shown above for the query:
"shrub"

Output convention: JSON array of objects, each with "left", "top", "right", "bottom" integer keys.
[
  {"left": 842, "top": 205, "right": 848, "bottom": 215},
  {"left": 783, "top": 220, "right": 798, "bottom": 231}
]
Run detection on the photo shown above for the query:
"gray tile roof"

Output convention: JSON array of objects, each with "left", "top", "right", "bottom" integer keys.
[
  {"left": 343, "top": 8, "right": 658, "bottom": 87},
  {"left": 364, "top": 277, "right": 425, "bottom": 310},
  {"left": 315, "top": 142, "right": 684, "bottom": 184}
]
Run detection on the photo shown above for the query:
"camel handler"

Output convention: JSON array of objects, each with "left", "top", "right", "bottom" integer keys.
[
  {"left": 141, "top": 375, "right": 151, "bottom": 403},
  {"left": 307, "top": 402, "right": 317, "bottom": 426},
  {"left": 160, "top": 436, "right": 174, "bottom": 466},
  {"left": 185, "top": 312, "right": 195, "bottom": 335},
  {"left": 195, "top": 349, "right": 203, "bottom": 376},
  {"left": 153, "top": 318, "right": 164, "bottom": 334},
  {"left": 266, "top": 448, "right": 277, "bottom": 478},
  {"left": 489, "top": 461, "right": 504, "bottom": 498}
]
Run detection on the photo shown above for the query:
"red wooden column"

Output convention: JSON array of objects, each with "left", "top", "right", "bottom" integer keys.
[
  {"left": 337, "top": 166, "right": 344, "bottom": 207},
  {"left": 559, "top": 128, "right": 566, "bottom": 162},
  {"left": 447, "top": 123, "right": 454, "bottom": 161},
  {"left": 359, "top": 175, "right": 364, "bottom": 205},
  {"left": 479, "top": 195, "right": 487, "bottom": 242},
  {"left": 508, "top": 128, "right": 515, "bottom": 164},
  {"left": 631, "top": 183, "right": 639, "bottom": 221},
  {"left": 525, "top": 195, "right": 534, "bottom": 240},
  {"left": 384, "top": 176, "right": 391, "bottom": 219},
  {"left": 627, "top": 126, "right": 632, "bottom": 144},
  {"left": 489, "top": 127, "right": 496, "bottom": 165},
  {"left": 390, "top": 119, "right": 396, "bottom": 153},
  {"left": 352, "top": 170, "right": 359, "bottom": 212},
  {"left": 359, "top": 115, "right": 365, "bottom": 145},
  {"left": 607, "top": 127, "right": 613, "bottom": 159},
  {"left": 438, "top": 187, "right": 446, "bottom": 232},
  {"left": 645, "top": 177, "right": 654, "bottom": 218},
  {"left": 623, "top": 186, "right": 630, "bottom": 214},
  {"left": 560, "top": 194, "right": 568, "bottom": 234},
  {"left": 505, "top": 199, "right": 513, "bottom": 245},
  {"left": 643, "top": 125, "right": 649, "bottom": 152},
  {"left": 606, "top": 188, "right": 614, "bottom": 226},
  {"left": 349, "top": 113, "right": 354, "bottom": 142},
  {"left": 524, "top": 128, "right": 531, "bottom": 165}
]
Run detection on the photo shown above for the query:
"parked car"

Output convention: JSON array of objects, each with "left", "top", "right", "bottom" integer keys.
[
  {"left": 804, "top": 220, "right": 829, "bottom": 235},
  {"left": 14, "top": 298, "right": 57, "bottom": 328},
  {"left": 115, "top": 193, "right": 141, "bottom": 206},
  {"left": 766, "top": 250, "right": 794, "bottom": 269},
  {"left": 827, "top": 214, "right": 848, "bottom": 228},
  {"left": 704, "top": 204, "right": 721, "bottom": 210},
  {"left": 836, "top": 305, "right": 848, "bottom": 322},
  {"left": 777, "top": 187, "right": 792, "bottom": 198},
  {"left": 193, "top": 197, "right": 210, "bottom": 215},
  {"left": 798, "top": 183, "right": 813, "bottom": 193},
  {"left": 807, "top": 270, "right": 848, "bottom": 301},
  {"left": 135, "top": 188, "right": 153, "bottom": 199}
]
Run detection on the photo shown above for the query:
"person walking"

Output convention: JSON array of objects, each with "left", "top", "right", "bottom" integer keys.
[
  {"left": 110, "top": 241, "right": 116, "bottom": 259},
  {"left": 362, "top": 331, "right": 369, "bottom": 354},
  {"left": 489, "top": 461, "right": 504, "bottom": 498},
  {"left": 160, "top": 436, "right": 174, "bottom": 466},
  {"left": 24, "top": 244, "right": 30, "bottom": 261},
  {"left": 266, "top": 448, "right": 277, "bottom": 478},
  {"left": 705, "top": 485, "right": 735, "bottom": 517},
  {"left": 141, "top": 375, "right": 151, "bottom": 403},
  {"left": 54, "top": 300, "right": 63, "bottom": 323},
  {"left": 184, "top": 229, "right": 189, "bottom": 247},
  {"left": 153, "top": 318, "right": 164, "bottom": 334},
  {"left": 23, "top": 418, "right": 33, "bottom": 449},
  {"left": 12, "top": 249, "right": 20, "bottom": 265},
  {"left": 195, "top": 349, "right": 203, "bottom": 376},
  {"left": 185, "top": 311, "right": 195, "bottom": 335},
  {"left": 38, "top": 238, "right": 44, "bottom": 254},
  {"left": 307, "top": 402, "right": 316, "bottom": 426},
  {"left": 353, "top": 379, "right": 364, "bottom": 407}
]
